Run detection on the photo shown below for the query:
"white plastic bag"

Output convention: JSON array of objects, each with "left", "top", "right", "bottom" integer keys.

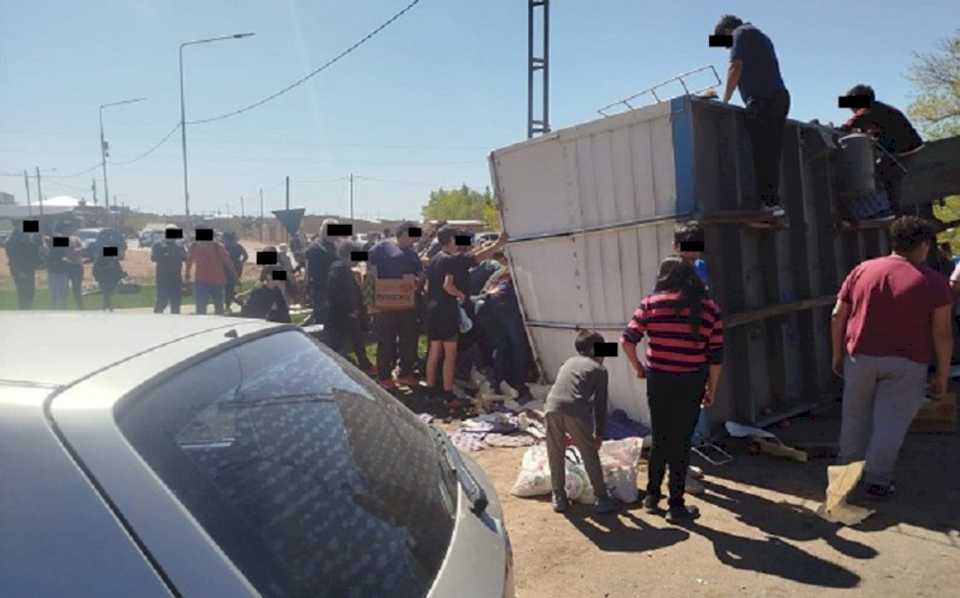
[
  {"left": 511, "top": 444, "right": 552, "bottom": 497},
  {"left": 599, "top": 438, "right": 643, "bottom": 503},
  {"left": 604, "top": 466, "right": 639, "bottom": 503}
]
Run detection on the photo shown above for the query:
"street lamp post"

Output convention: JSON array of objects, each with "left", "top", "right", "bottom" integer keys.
[
  {"left": 100, "top": 97, "right": 146, "bottom": 226},
  {"left": 179, "top": 32, "right": 255, "bottom": 219}
]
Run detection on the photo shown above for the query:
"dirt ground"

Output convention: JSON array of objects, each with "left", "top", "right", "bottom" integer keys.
[{"left": 416, "top": 395, "right": 959, "bottom": 598}]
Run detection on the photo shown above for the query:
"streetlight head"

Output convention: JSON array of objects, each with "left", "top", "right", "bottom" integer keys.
[{"left": 233, "top": 32, "right": 255, "bottom": 39}]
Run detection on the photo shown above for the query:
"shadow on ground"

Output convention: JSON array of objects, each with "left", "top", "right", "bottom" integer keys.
[{"left": 699, "top": 399, "right": 960, "bottom": 538}]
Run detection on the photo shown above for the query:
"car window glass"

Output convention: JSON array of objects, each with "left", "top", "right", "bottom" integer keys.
[{"left": 117, "top": 330, "right": 456, "bottom": 598}]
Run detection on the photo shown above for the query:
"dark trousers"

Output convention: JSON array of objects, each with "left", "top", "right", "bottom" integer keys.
[
  {"left": 545, "top": 412, "right": 607, "bottom": 499},
  {"left": 12, "top": 271, "right": 35, "bottom": 309},
  {"left": 374, "top": 310, "right": 419, "bottom": 379},
  {"left": 100, "top": 281, "right": 119, "bottom": 310},
  {"left": 491, "top": 304, "right": 529, "bottom": 389},
  {"left": 68, "top": 267, "right": 84, "bottom": 309},
  {"left": 310, "top": 287, "right": 329, "bottom": 325},
  {"left": 327, "top": 314, "right": 373, "bottom": 370},
  {"left": 155, "top": 278, "right": 183, "bottom": 314},
  {"left": 646, "top": 368, "right": 707, "bottom": 506},
  {"left": 195, "top": 282, "right": 225, "bottom": 315},
  {"left": 225, "top": 278, "right": 238, "bottom": 310},
  {"left": 744, "top": 88, "right": 791, "bottom": 207}
]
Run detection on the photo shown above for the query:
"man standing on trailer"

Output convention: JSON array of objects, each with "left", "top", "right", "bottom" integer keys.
[{"left": 714, "top": 14, "right": 791, "bottom": 216}]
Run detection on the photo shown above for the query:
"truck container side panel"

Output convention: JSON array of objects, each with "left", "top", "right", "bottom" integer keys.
[
  {"left": 651, "top": 112, "right": 678, "bottom": 217},
  {"left": 494, "top": 141, "right": 571, "bottom": 237},
  {"left": 630, "top": 122, "right": 658, "bottom": 219},
  {"left": 510, "top": 239, "right": 585, "bottom": 323},
  {"left": 611, "top": 126, "right": 636, "bottom": 222},
  {"left": 574, "top": 136, "right": 598, "bottom": 228},
  {"left": 670, "top": 97, "right": 696, "bottom": 215}
]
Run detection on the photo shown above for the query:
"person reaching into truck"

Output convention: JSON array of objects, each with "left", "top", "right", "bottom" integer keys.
[
  {"left": 839, "top": 84, "right": 923, "bottom": 216},
  {"left": 545, "top": 329, "right": 618, "bottom": 515},
  {"left": 424, "top": 226, "right": 468, "bottom": 402},
  {"left": 831, "top": 216, "right": 952, "bottom": 498},
  {"left": 326, "top": 242, "right": 374, "bottom": 372},
  {"left": 714, "top": 14, "right": 790, "bottom": 216},
  {"left": 622, "top": 256, "right": 725, "bottom": 522}
]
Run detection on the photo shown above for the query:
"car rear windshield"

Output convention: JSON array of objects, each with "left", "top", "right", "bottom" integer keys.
[{"left": 116, "top": 330, "right": 457, "bottom": 598}]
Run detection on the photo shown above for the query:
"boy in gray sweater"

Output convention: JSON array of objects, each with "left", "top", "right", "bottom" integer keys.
[{"left": 545, "top": 330, "right": 617, "bottom": 514}]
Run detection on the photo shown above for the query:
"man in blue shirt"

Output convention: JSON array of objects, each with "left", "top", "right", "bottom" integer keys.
[
  {"left": 715, "top": 14, "right": 791, "bottom": 215},
  {"left": 369, "top": 221, "right": 424, "bottom": 387}
]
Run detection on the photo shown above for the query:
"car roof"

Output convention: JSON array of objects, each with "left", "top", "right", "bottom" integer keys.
[{"left": 0, "top": 313, "right": 282, "bottom": 390}]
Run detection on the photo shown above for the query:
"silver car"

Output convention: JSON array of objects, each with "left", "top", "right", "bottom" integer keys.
[{"left": 0, "top": 314, "right": 514, "bottom": 598}]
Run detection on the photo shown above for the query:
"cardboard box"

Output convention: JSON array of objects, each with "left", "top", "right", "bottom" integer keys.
[
  {"left": 373, "top": 275, "right": 416, "bottom": 311},
  {"left": 910, "top": 393, "right": 957, "bottom": 434}
]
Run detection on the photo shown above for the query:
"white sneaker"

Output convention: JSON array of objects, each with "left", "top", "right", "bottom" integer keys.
[{"left": 500, "top": 381, "right": 520, "bottom": 399}]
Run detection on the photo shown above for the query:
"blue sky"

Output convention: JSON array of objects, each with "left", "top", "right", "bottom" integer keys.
[{"left": 0, "top": 0, "right": 955, "bottom": 220}]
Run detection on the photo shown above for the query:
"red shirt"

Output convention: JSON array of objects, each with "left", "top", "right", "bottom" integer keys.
[
  {"left": 622, "top": 292, "right": 724, "bottom": 373},
  {"left": 839, "top": 255, "right": 951, "bottom": 364},
  {"left": 187, "top": 241, "right": 235, "bottom": 285}
]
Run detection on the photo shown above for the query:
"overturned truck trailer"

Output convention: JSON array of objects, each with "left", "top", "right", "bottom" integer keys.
[{"left": 490, "top": 94, "right": 960, "bottom": 430}]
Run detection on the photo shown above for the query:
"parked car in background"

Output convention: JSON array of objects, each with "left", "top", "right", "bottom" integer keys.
[
  {"left": 1, "top": 315, "right": 514, "bottom": 598},
  {"left": 139, "top": 223, "right": 170, "bottom": 248},
  {"left": 475, "top": 231, "right": 501, "bottom": 245},
  {"left": 76, "top": 227, "right": 105, "bottom": 253},
  {"left": 77, "top": 227, "right": 127, "bottom": 260}
]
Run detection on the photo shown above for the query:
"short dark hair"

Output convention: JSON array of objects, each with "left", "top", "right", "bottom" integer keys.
[
  {"left": 574, "top": 329, "right": 605, "bottom": 357},
  {"left": 674, "top": 221, "right": 704, "bottom": 246},
  {"left": 437, "top": 225, "right": 460, "bottom": 246},
  {"left": 715, "top": 14, "right": 743, "bottom": 36},
  {"left": 396, "top": 221, "right": 417, "bottom": 239},
  {"left": 846, "top": 84, "right": 875, "bottom": 103},
  {"left": 889, "top": 216, "right": 936, "bottom": 253}
]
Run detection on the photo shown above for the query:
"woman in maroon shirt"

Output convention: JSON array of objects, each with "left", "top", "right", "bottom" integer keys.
[{"left": 621, "top": 256, "right": 725, "bottom": 522}]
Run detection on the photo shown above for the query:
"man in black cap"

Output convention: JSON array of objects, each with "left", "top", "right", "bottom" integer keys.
[
  {"left": 151, "top": 228, "right": 187, "bottom": 314},
  {"left": 714, "top": 14, "right": 790, "bottom": 215}
]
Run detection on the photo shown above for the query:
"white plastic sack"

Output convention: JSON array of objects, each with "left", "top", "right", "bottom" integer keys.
[
  {"left": 604, "top": 466, "right": 639, "bottom": 503},
  {"left": 510, "top": 444, "right": 592, "bottom": 501}
]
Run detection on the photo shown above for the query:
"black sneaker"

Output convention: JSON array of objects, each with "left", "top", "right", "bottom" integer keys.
[
  {"left": 594, "top": 495, "right": 619, "bottom": 515},
  {"left": 552, "top": 491, "right": 569, "bottom": 513},
  {"left": 642, "top": 493, "right": 662, "bottom": 514},
  {"left": 666, "top": 504, "right": 700, "bottom": 523}
]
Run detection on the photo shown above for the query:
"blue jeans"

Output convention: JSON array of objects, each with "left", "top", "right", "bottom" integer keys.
[
  {"left": 195, "top": 282, "right": 225, "bottom": 315},
  {"left": 48, "top": 272, "right": 69, "bottom": 309}
]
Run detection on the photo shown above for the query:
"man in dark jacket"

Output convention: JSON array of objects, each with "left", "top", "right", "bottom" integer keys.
[
  {"left": 5, "top": 222, "right": 43, "bottom": 309},
  {"left": 326, "top": 242, "right": 374, "bottom": 371},
  {"left": 715, "top": 14, "right": 790, "bottom": 215},
  {"left": 152, "top": 232, "right": 188, "bottom": 314},
  {"left": 222, "top": 232, "right": 248, "bottom": 312},
  {"left": 304, "top": 221, "right": 340, "bottom": 326},
  {"left": 240, "top": 266, "right": 292, "bottom": 323},
  {"left": 840, "top": 84, "right": 924, "bottom": 215}
]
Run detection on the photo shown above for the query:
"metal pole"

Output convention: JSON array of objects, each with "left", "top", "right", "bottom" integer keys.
[
  {"left": 285, "top": 175, "right": 290, "bottom": 243},
  {"left": 99, "top": 106, "right": 110, "bottom": 221},
  {"left": 259, "top": 188, "right": 264, "bottom": 242},
  {"left": 542, "top": 0, "right": 549, "bottom": 134},
  {"left": 349, "top": 174, "right": 355, "bottom": 222},
  {"left": 240, "top": 195, "right": 245, "bottom": 218},
  {"left": 527, "top": 1, "right": 534, "bottom": 139},
  {"left": 92, "top": 178, "right": 98, "bottom": 205},
  {"left": 179, "top": 44, "right": 190, "bottom": 219},
  {"left": 23, "top": 170, "right": 32, "bottom": 216},
  {"left": 35, "top": 167, "right": 44, "bottom": 216}
]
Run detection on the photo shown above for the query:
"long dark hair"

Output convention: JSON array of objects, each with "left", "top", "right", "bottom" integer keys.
[{"left": 653, "top": 256, "right": 706, "bottom": 334}]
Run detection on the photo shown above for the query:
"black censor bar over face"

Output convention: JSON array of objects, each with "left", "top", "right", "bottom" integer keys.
[
  {"left": 195, "top": 228, "right": 214, "bottom": 242},
  {"left": 351, "top": 251, "right": 369, "bottom": 262},
  {"left": 455, "top": 235, "right": 472, "bottom": 247},
  {"left": 407, "top": 227, "right": 423, "bottom": 238},
  {"left": 271, "top": 269, "right": 287, "bottom": 281},
  {"left": 709, "top": 34, "right": 733, "bottom": 48},
  {"left": 52, "top": 236, "right": 69, "bottom": 247},
  {"left": 257, "top": 251, "right": 278, "bottom": 265},
  {"left": 838, "top": 94, "right": 872, "bottom": 109},
  {"left": 679, "top": 240, "right": 705, "bottom": 252},
  {"left": 327, "top": 224, "right": 353, "bottom": 237},
  {"left": 102, "top": 246, "right": 118, "bottom": 257},
  {"left": 23, "top": 220, "right": 39, "bottom": 233},
  {"left": 594, "top": 342, "right": 619, "bottom": 358},
  {"left": 165, "top": 228, "right": 183, "bottom": 239}
]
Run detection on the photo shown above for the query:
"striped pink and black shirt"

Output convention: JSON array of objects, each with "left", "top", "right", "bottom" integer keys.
[{"left": 621, "top": 292, "right": 724, "bottom": 373}]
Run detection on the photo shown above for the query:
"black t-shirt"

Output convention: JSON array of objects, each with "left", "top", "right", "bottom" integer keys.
[
  {"left": 305, "top": 241, "right": 337, "bottom": 292},
  {"left": 427, "top": 251, "right": 461, "bottom": 307},
  {"left": 152, "top": 242, "right": 187, "bottom": 281},
  {"left": 327, "top": 260, "right": 363, "bottom": 315},
  {"left": 46, "top": 245, "right": 70, "bottom": 274},
  {"left": 842, "top": 101, "right": 923, "bottom": 155}
]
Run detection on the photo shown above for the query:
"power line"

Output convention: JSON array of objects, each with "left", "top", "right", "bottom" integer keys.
[
  {"left": 45, "top": 163, "right": 102, "bottom": 178},
  {"left": 187, "top": 0, "right": 422, "bottom": 125},
  {"left": 357, "top": 175, "right": 483, "bottom": 188},
  {"left": 111, "top": 123, "right": 181, "bottom": 165}
]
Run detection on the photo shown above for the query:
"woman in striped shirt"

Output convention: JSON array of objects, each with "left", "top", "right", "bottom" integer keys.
[{"left": 621, "top": 256, "right": 725, "bottom": 522}]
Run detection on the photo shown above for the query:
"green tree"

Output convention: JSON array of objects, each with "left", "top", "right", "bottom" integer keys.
[
  {"left": 908, "top": 30, "right": 960, "bottom": 251},
  {"left": 421, "top": 184, "right": 500, "bottom": 229}
]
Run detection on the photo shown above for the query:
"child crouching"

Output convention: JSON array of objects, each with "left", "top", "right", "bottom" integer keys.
[{"left": 544, "top": 329, "right": 617, "bottom": 514}]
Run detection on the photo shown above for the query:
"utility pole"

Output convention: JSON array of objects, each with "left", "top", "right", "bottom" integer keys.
[
  {"left": 240, "top": 195, "right": 245, "bottom": 218},
  {"left": 259, "top": 188, "right": 264, "bottom": 242},
  {"left": 92, "top": 178, "right": 98, "bottom": 205},
  {"left": 349, "top": 173, "right": 355, "bottom": 222},
  {"left": 23, "top": 170, "right": 32, "bottom": 216},
  {"left": 35, "top": 167, "right": 44, "bottom": 216},
  {"left": 285, "top": 176, "right": 290, "bottom": 242}
]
